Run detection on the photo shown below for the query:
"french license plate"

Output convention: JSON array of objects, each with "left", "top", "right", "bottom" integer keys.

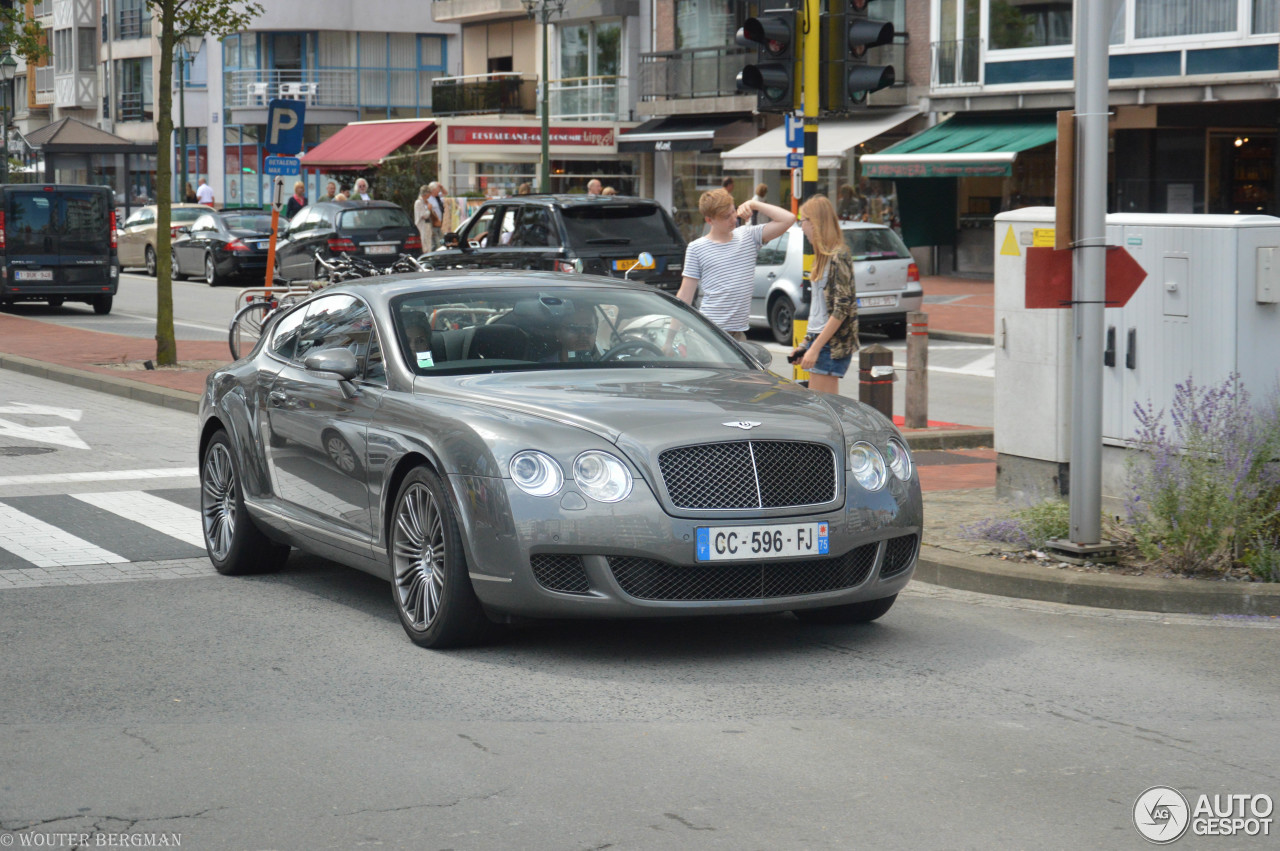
[
  {"left": 612, "top": 257, "right": 655, "bottom": 271},
  {"left": 696, "top": 522, "right": 829, "bottom": 562},
  {"left": 366, "top": 244, "right": 396, "bottom": 255},
  {"left": 15, "top": 270, "right": 53, "bottom": 281},
  {"left": 858, "top": 295, "right": 897, "bottom": 308}
]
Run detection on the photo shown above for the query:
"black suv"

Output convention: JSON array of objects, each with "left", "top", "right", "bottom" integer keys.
[
  {"left": 426, "top": 195, "right": 686, "bottom": 292},
  {"left": 274, "top": 200, "right": 420, "bottom": 282}
]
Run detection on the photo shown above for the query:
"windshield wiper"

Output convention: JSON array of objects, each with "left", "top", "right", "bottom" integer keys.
[{"left": 585, "top": 237, "right": 631, "bottom": 245}]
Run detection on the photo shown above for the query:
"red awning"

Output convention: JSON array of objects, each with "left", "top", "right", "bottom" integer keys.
[{"left": 300, "top": 120, "right": 437, "bottom": 171}]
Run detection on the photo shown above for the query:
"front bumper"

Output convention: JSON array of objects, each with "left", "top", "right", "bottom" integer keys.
[{"left": 452, "top": 473, "right": 922, "bottom": 619}]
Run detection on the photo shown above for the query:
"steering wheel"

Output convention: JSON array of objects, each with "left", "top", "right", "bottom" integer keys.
[{"left": 600, "top": 338, "right": 666, "bottom": 362}]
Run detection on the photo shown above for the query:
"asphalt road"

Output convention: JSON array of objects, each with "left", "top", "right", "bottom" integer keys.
[{"left": 1, "top": 371, "right": 1277, "bottom": 849}]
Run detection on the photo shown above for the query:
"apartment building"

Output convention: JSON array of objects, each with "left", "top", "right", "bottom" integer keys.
[{"left": 862, "top": 0, "right": 1280, "bottom": 274}]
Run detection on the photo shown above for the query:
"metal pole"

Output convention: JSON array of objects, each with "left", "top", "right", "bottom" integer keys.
[
  {"left": 539, "top": 9, "right": 551, "bottom": 194},
  {"left": 2, "top": 98, "right": 8, "bottom": 186},
  {"left": 179, "top": 51, "right": 187, "bottom": 201},
  {"left": 1068, "top": 0, "right": 1117, "bottom": 545}
]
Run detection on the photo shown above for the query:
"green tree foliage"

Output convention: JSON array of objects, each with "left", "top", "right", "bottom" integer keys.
[
  {"left": 360, "top": 153, "right": 439, "bottom": 219},
  {"left": 0, "top": 6, "right": 52, "bottom": 63},
  {"left": 150, "top": 0, "right": 262, "bottom": 365}
]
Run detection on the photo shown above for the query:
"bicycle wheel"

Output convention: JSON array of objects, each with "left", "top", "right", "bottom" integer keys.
[{"left": 228, "top": 300, "right": 275, "bottom": 360}]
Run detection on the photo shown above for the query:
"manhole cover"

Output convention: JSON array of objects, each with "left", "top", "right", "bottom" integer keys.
[{"left": 0, "top": 446, "right": 56, "bottom": 457}]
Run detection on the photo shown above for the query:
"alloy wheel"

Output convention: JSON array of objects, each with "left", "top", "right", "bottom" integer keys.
[
  {"left": 201, "top": 441, "right": 238, "bottom": 562},
  {"left": 205, "top": 254, "right": 217, "bottom": 286},
  {"left": 145, "top": 246, "right": 157, "bottom": 277},
  {"left": 392, "top": 483, "right": 447, "bottom": 631}
]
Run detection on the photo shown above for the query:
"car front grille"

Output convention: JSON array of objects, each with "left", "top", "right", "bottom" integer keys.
[
  {"left": 880, "top": 534, "right": 918, "bottom": 579},
  {"left": 606, "top": 543, "right": 877, "bottom": 601},
  {"left": 657, "top": 440, "right": 837, "bottom": 510},
  {"left": 530, "top": 554, "right": 590, "bottom": 595}
]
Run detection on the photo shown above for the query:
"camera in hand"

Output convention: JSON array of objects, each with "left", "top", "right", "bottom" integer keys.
[{"left": 787, "top": 345, "right": 809, "bottom": 365}]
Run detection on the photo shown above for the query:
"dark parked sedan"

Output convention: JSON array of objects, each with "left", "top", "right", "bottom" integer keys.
[
  {"left": 275, "top": 200, "right": 420, "bottom": 283},
  {"left": 173, "top": 211, "right": 275, "bottom": 286},
  {"left": 198, "top": 271, "right": 922, "bottom": 648}
]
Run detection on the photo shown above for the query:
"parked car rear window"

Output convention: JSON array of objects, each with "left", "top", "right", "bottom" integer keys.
[
  {"left": 560, "top": 205, "right": 681, "bottom": 249},
  {"left": 845, "top": 227, "right": 912, "bottom": 261},
  {"left": 338, "top": 208, "right": 412, "bottom": 231},
  {"left": 172, "top": 207, "right": 207, "bottom": 223},
  {"left": 224, "top": 214, "right": 273, "bottom": 232}
]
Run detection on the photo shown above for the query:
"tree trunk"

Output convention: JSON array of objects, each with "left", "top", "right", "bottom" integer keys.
[{"left": 153, "top": 15, "right": 177, "bottom": 366}]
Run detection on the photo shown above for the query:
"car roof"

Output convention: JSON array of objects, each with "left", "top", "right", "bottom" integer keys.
[
  {"left": 476, "top": 195, "right": 661, "bottom": 209},
  {"left": 321, "top": 269, "right": 655, "bottom": 306},
  {"left": 310, "top": 199, "right": 402, "bottom": 210}
]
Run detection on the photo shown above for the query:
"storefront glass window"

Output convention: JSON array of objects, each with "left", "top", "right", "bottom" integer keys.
[
  {"left": 988, "top": 0, "right": 1072, "bottom": 49},
  {"left": 1207, "top": 132, "right": 1274, "bottom": 215},
  {"left": 1135, "top": 0, "right": 1235, "bottom": 38}
]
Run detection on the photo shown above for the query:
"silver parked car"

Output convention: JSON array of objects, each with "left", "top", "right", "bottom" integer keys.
[
  {"left": 198, "top": 271, "right": 922, "bottom": 648},
  {"left": 750, "top": 222, "right": 923, "bottom": 344}
]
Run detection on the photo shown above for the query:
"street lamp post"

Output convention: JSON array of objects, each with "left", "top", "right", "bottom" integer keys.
[
  {"left": 522, "top": 0, "right": 566, "bottom": 194},
  {"left": 0, "top": 51, "right": 17, "bottom": 185},
  {"left": 175, "top": 33, "right": 202, "bottom": 200}
]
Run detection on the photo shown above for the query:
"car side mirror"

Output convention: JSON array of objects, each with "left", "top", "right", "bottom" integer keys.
[
  {"left": 303, "top": 348, "right": 359, "bottom": 381},
  {"left": 177, "top": 226, "right": 191, "bottom": 235},
  {"left": 737, "top": 340, "right": 773, "bottom": 370}
]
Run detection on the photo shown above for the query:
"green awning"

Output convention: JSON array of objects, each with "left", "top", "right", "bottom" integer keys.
[{"left": 860, "top": 115, "right": 1057, "bottom": 178}]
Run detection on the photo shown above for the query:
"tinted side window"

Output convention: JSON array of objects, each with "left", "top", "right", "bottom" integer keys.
[
  {"left": 845, "top": 228, "right": 912, "bottom": 260},
  {"left": 5, "top": 195, "right": 55, "bottom": 253},
  {"left": 757, "top": 232, "right": 789, "bottom": 266},
  {"left": 192, "top": 215, "right": 217, "bottom": 233},
  {"left": 560, "top": 204, "right": 682, "bottom": 248},
  {"left": 512, "top": 207, "right": 559, "bottom": 247},
  {"left": 338, "top": 207, "right": 412, "bottom": 231},
  {"left": 297, "top": 294, "right": 376, "bottom": 375},
  {"left": 269, "top": 305, "right": 308, "bottom": 361},
  {"left": 60, "top": 192, "right": 111, "bottom": 254}
]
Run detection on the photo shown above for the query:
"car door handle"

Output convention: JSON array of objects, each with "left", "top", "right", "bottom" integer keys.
[
  {"left": 268, "top": 391, "right": 287, "bottom": 406},
  {"left": 766, "top": 272, "right": 777, "bottom": 279}
]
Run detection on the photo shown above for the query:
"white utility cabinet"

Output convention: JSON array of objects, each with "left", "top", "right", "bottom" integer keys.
[{"left": 993, "top": 207, "right": 1280, "bottom": 505}]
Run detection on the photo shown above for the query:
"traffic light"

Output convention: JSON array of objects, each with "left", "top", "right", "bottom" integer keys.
[
  {"left": 735, "top": 9, "right": 797, "bottom": 113},
  {"left": 844, "top": 0, "right": 896, "bottom": 107}
]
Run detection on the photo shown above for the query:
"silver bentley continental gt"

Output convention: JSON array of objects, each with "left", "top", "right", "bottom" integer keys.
[{"left": 198, "top": 271, "right": 923, "bottom": 648}]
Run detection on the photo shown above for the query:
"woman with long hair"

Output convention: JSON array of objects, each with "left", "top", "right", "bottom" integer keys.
[{"left": 793, "top": 194, "right": 858, "bottom": 395}]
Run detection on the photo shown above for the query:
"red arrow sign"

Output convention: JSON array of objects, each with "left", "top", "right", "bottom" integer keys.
[{"left": 1025, "top": 246, "right": 1148, "bottom": 309}]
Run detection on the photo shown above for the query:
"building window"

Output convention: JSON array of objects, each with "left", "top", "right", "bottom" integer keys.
[
  {"left": 1134, "top": 0, "right": 1236, "bottom": 38},
  {"left": 988, "top": 0, "right": 1072, "bottom": 49},
  {"left": 78, "top": 28, "right": 95, "bottom": 72},
  {"left": 674, "top": 0, "right": 739, "bottom": 49},
  {"left": 116, "top": 0, "right": 151, "bottom": 40},
  {"left": 1254, "top": 0, "right": 1279, "bottom": 33},
  {"left": 54, "top": 30, "right": 72, "bottom": 73},
  {"left": 116, "top": 57, "right": 153, "bottom": 122},
  {"left": 560, "top": 21, "right": 621, "bottom": 78}
]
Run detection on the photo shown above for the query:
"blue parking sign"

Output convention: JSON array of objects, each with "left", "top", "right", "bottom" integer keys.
[{"left": 265, "top": 99, "right": 305, "bottom": 154}]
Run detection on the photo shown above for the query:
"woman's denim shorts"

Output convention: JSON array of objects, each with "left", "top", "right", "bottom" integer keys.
[{"left": 809, "top": 343, "right": 852, "bottom": 378}]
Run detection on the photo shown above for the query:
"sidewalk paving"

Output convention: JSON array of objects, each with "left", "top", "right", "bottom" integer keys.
[{"left": 1, "top": 275, "right": 1274, "bottom": 616}]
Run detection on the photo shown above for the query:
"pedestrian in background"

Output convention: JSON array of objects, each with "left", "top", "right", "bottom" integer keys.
[
  {"left": 676, "top": 188, "right": 795, "bottom": 340},
  {"left": 587, "top": 179, "right": 602, "bottom": 196},
  {"left": 285, "top": 181, "right": 307, "bottom": 219},
  {"left": 321, "top": 180, "right": 338, "bottom": 202},
  {"left": 426, "top": 182, "right": 446, "bottom": 249},
  {"left": 183, "top": 182, "right": 197, "bottom": 203},
  {"left": 195, "top": 177, "right": 214, "bottom": 206},
  {"left": 517, "top": 182, "right": 532, "bottom": 195},
  {"left": 413, "top": 184, "right": 435, "bottom": 252},
  {"left": 334, "top": 192, "right": 349, "bottom": 202},
  {"left": 750, "top": 183, "right": 772, "bottom": 225},
  {"left": 721, "top": 175, "right": 735, "bottom": 198},
  {"left": 791, "top": 194, "right": 858, "bottom": 395},
  {"left": 353, "top": 178, "right": 372, "bottom": 200},
  {"left": 602, "top": 186, "right": 616, "bottom": 196}
]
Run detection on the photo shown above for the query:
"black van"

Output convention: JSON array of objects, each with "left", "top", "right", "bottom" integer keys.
[{"left": 1, "top": 184, "right": 119, "bottom": 314}]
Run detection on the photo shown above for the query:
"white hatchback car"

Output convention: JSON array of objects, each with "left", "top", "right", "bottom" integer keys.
[{"left": 749, "top": 222, "right": 923, "bottom": 344}]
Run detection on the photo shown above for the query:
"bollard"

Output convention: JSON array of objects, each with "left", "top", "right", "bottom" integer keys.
[
  {"left": 858, "top": 344, "right": 894, "bottom": 419},
  {"left": 904, "top": 310, "right": 929, "bottom": 428}
]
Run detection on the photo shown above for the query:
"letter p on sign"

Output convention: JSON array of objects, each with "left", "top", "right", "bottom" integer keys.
[{"left": 265, "top": 99, "right": 305, "bottom": 154}]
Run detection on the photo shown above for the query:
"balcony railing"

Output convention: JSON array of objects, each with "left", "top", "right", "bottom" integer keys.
[
  {"left": 118, "top": 91, "right": 148, "bottom": 122},
  {"left": 223, "top": 69, "right": 358, "bottom": 109},
  {"left": 431, "top": 73, "right": 536, "bottom": 116},
  {"left": 639, "top": 45, "right": 752, "bottom": 101},
  {"left": 545, "top": 76, "right": 629, "bottom": 121},
  {"left": 116, "top": 8, "right": 151, "bottom": 40},
  {"left": 933, "top": 38, "right": 982, "bottom": 87}
]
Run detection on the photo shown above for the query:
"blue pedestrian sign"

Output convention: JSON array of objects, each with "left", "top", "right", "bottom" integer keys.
[
  {"left": 263, "top": 155, "right": 301, "bottom": 176},
  {"left": 786, "top": 152, "right": 803, "bottom": 169},
  {"left": 265, "top": 98, "right": 305, "bottom": 154}
]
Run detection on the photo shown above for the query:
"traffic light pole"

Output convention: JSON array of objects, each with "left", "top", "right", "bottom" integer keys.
[{"left": 792, "top": 0, "right": 820, "bottom": 379}]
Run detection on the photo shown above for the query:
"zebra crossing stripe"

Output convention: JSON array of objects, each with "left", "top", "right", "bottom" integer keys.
[
  {"left": 72, "top": 491, "right": 207, "bottom": 549},
  {"left": 0, "top": 502, "right": 128, "bottom": 568},
  {"left": 0, "top": 468, "right": 198, "bottom": 487}
]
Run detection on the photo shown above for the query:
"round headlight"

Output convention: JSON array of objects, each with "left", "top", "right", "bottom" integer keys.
[
  {"left": 573, "top": 451, "right": 633, "bottom": 503},
  {"left": 885, "top": 438, "right": 912, "bottom": 481},
  {"left": 849, "top": 441, "right": 887, "bottom": 491},
  {"left": 509, "top": 450, "right": 563, "bottom": 497}
]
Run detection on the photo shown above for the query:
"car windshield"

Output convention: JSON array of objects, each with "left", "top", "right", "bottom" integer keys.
[
  {"left": 560, "top": 205, "right": 682, "bottom": 249},
  {"left": 172, "top": 208, "right": 207, "bottom": 223},
  {"left": 845, "top": 227, "right": 912, "bottom": 261},
  {"left": 223, "top": 214, "right": 273, "bottom": 233},
  {"left": 393, "top": 286, "right": 754, "bottom": 376},
  {"left": 339, "top": 208, "right": 412, "bottom": 231}
]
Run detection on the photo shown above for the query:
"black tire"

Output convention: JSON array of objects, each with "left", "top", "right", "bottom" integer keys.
[
  {"left": 793, "top": 594, "right": 897, "bottom": 625},
  {"left": 389, "top": 466, "right": 500, "bottom": 648},
  {"left": 205, "top": 253, "right": 222, "bottom": 287},
  {"left": 92, "top": 294, "right": 113, "bottom": 315},
  {"left": 145, "top": 245, "right": 157, "bottom": 277},
  {"left": 882, "top": 319, "right": 907, "bottom": 340},
  {"left": 228, "top": 301, "right": 274, "bottom": 359},
  {"left": 47, "top": 297, "right": 64, "bottom": 308},
  {"left": 200, "top": 430, "right": 290, "bottom": 576},
  {"left": 769, "top": 293, "right": 795, "bottom": 345}
]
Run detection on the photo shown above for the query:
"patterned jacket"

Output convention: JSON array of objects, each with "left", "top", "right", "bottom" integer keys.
[{"left": 816, "top": 250, "right": 859, "bottom": 360}]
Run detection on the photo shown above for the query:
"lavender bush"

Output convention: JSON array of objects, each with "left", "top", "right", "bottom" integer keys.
[
  {"left": 963, "top": 499, "right": 1071, "bottom": 550},
  {"left": 1127, "top": 374, "right": 1280, "bottom": 578}
]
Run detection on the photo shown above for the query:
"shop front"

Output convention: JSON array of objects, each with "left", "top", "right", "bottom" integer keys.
[
  {"left": 437, "top": 118, "right": 643, "bottom": 205},
  {"left": 861, "top": 114, "right": 1058, "bottom": 276}
]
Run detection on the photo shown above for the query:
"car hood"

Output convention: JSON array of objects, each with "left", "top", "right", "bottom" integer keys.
[{"left": 418, "top": 367, "right": 845, "bottom": 448}]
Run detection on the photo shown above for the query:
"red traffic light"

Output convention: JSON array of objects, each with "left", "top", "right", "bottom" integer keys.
[
  {"left": 848, "top": 19, "right": 894, "bottom": 56},
  {"left": 736, "top": 14, "right": 793, "bottom": 58}
]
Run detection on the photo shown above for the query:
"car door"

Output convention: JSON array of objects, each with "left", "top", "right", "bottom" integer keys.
[
  {"left": 176, "top": 214, "right": 215, "bottom": 273},
  {"left": 752, "top": 229, "right": 790, "bottom": 320},
  {"left": 118, "top": 208, "right": 152, "bottom": 267},
  {"left": 276, "top": 206, "right": 315, "bottom": 280},
  {"left": 262, "top": 293, "right": 383, "bottom": 553}
]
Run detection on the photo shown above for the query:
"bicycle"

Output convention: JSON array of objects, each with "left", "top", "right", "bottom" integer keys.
[{"left": 227, "top": 283, "right": 310, "bottom": 359}]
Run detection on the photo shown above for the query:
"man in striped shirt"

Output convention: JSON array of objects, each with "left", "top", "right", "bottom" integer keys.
[{"left": 676, "top": 188, "right": 796, "bottom": 339}]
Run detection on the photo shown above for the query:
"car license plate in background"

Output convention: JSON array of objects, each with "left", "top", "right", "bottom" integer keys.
[
  {"left": 366, "top": 244, "right": 396, "bottom": 255},
  {"left": 858, "top": 295, "right": 897, "bottom": 308},
  {"left": 612, "top": 257, "right": 655, "bottom": 271},
  {"left": 696, "top": 522, "right": 829, "bottom": 562},
  {"left": 253, "top": 241, "right": 270, "bottom": 250},
  {"left": 15, "top": 270, "right": 53, "bottom": 281}
]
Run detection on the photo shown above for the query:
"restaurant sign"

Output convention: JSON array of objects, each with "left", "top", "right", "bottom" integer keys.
[
  {"left": 862, "top": 161, "right": 1013, "bottom": 179},
  {"left": 448, "top": 126, "right": 615, "bottom": 147}
]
